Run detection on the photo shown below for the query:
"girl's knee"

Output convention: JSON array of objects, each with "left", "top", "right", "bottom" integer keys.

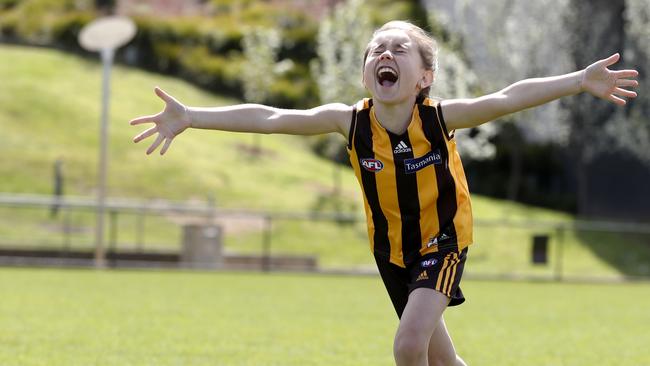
[
  {"left": 427, "top": 352, "right": 463, "bottom": 366},
  {"left": 393, "top": 331, "right": 428, "bottom": 363}
]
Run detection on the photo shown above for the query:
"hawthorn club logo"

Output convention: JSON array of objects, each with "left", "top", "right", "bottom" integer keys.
[{"left": 360, "top": 158, "right": 384, "bottom": 172}]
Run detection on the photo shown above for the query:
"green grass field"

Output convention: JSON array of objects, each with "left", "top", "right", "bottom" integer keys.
[{"left": 1, "top": 268, "right": 649, "bottom": 366}]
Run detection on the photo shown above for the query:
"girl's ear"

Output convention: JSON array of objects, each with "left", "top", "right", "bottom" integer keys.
[
  {"left": 421, "top": 69, "right": 434, "bottom": 89},
  {"left": 361, "top": 70, "right": 369, "bottom": 90}
]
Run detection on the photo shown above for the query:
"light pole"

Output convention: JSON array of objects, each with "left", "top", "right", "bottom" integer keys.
[{"left": 78, "top": 16, "right": 136, "bottom": 268}]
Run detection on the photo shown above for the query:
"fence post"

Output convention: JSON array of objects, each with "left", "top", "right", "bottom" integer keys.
[
  {"left": 63, "top": 209, "right": 71, "bottom": 252},
  {"left": 262, "top": 215, "right": 272, "bottom": 272},
  {"left": 109, "top": 210, "right": 118, "bottom": 267},
  {"left": 554, "top": 225, "right": 565, "bottom": 281},
  {"left": 136, "top": 208, "right": 145, "bottom": 252}
]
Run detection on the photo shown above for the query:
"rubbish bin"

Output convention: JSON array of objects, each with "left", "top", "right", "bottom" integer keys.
[
  {"left": 181, "top": 224, "right": 223, "bottom": 269},
  {"left": 531, "top": 234, "right": 549, "bottom": 264}
]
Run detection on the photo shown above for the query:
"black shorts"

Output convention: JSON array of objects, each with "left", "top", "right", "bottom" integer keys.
[{"left": 374, "top": 248, "right": 468, "bottom": 318}]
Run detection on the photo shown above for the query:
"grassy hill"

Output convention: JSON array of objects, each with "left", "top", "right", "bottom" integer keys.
[
  {"left": 1, "top": 44, "right": 648, "bottom": 277},
  {"left": 0, "top": 44, "right": 360, "bottom": 210}
]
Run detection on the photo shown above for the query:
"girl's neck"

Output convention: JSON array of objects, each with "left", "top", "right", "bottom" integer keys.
[{"left": 373, "top": 95, "right": 417, "bottom": 135}]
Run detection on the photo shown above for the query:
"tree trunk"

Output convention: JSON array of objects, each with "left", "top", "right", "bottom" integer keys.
[
  {"left": 575, "top": 152, "right": 590, "bottom": 218},
  {"left": 564, "top": 0, "right": 625, "bottom": 216},
  {"left": 507, "top": 131, "right": 523, "bottom": 202}
]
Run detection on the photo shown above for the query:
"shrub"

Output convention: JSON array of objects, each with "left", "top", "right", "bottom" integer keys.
[{"left": 0, "top": 0, "right": 433, "bottom": 109}]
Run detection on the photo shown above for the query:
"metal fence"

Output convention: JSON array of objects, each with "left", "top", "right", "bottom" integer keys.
[{"left": 1, "top": 193, "right": 649, "bottom": 281}]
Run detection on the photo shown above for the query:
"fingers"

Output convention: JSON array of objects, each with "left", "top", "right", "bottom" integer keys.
[
  {"left": 606, "top": 85, "right": 637, "bottom": 106},
  {"left": 616, "top": 78, "right": 639, "bottom": 88},
  {"left": 129, "top": 114, "right": 157, "bottom": 126},
  {"left": 602, "top": 53, "right": 620, "bottom": 67},
  {"left": 135, "top": 130, "right": 174, "bottom": 155},
  {"left": 131, "top": 87, "right": 178, "bottom": 125},
  {"left": 613, "top": 69, "right": 639, "bottom": 79},
  {"left": 608, "top": 94, "right": 627, "bottom": 106},
  {"left": 614, "top": 87, "right": 638, "bottom": 99},
  {"left": 159, "top": 137, "right": 173, "bottom": 155},
  {"left": 146, "top": 134, "right": 164, "bottom": 155},
  {"left": 154, "top": 86, "right": 178, "bottom": 105},
  {"left": 133, "top": 126, "right": 158, "bottom": 143},
  {"left": 131, "top": 87, "right": 180, "bottom": 155}
]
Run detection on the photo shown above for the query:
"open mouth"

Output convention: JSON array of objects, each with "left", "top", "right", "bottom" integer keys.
[{"left": 376, "top": 66, "right": 398, "bottom": 87}]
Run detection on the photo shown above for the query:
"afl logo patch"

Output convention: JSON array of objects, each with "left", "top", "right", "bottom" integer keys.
[
  {"left": 421, "top": 258, "right": 438, "bottom": 268},
  {"left": 360, "top": 158, "right": 384, "bottom": 172}
]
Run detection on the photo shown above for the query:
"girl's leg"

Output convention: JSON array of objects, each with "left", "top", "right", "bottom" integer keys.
[
  {"left": 427, "top": 317, "right": 467, "bottom": 366},
  {"left": 393, "top": 288, "right": 450, "bottom": 366}
]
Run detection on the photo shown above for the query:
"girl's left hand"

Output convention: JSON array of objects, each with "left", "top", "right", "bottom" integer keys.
[{"left": 581, "top": 53, "right": 639, "bottom": 106}]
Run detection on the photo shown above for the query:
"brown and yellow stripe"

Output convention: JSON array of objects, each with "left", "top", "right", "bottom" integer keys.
[
  {"left": 348, "top": 97, "right": 473, "bottom": 268},
  {"left": 434, "top": 251, "right": 461, "bottom": 297}
]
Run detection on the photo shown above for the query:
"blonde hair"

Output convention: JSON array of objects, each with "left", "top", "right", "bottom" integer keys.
[{"left": 363, "top": 21, "right": 439, "bottom": 97}]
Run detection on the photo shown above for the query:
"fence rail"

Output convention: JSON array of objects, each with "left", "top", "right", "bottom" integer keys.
[{"left": 1, "top": 193, "right": 649, "bottom": 281}]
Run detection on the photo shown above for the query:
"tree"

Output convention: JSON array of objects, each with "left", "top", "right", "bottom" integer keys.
[
  {"left": 429, "top": 0, "right": 649, "bottom": 213},
  {"left": 310, "top": 0, "right": 372, "bottom": 105},
  {"left": 310, "top": 0, "right": 373, "bottom": 211},
  {"left": 427, "top": 0, "right": 572, "bottom": 200},
  {"left": 241, "top": 27, "right": 281, "bottom": 105},
  {"left": 430, "top": 43, "right": 497, "bottom": 161},
  {"left": 563, "top": 0, "right": 627, "bottom": 213},
  {"left": 241, "top": 26, "right": 281, "bottom": 156},
  {"left": 613, "top": 0, "right": 650, "bottom": 164}
]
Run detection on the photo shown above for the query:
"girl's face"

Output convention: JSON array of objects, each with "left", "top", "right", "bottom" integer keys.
[{"left": 363, "top": 29, "right": 433, "bottom": 105}]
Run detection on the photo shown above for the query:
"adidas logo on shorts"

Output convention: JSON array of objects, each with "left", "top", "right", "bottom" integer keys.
[
  {"left": 393, "top": 141, "right": 412, "bottom": 154},
  {"left": 416, "top": 270, "right": 429, "bottom": 281}
]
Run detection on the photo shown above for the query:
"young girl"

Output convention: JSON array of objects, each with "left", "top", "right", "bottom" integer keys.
[{"left": 130, "top": 21, "right": 638, "bottom": 366}]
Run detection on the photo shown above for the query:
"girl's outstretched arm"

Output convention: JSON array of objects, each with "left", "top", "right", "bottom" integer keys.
[
  {"left": 441, "top": 53, "right": 639, "bottom": 130},
  {"left": 130, "top": 87, "right": 352, "bottom": 155}
]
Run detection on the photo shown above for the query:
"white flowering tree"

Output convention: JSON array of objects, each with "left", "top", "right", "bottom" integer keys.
[
  {"left": 241, "top": 26, "right": 281, "bottom": 156},
  {"left": 428, "top": 0, "right": 572, "bottom": 141},
  {"left": 431, "top": 45, "right": 497, "bottom": 161},
  {"left": 426, "top": 0, "right": 574, "bottom": 200},
  {"left": 611, "top": 0, "right": 650, "bottom": 164},
  {"left": 426, "top": 0, "right": 650, "bottom": 211},
  {"left": 241, "top": 26, "right": 281, "bottom": 104},
  {"left": 310, "top": 0, "right": 373, "bottom": 208},
  {"left": 310, "top": 0, "right": 372, "bottom": 105}
]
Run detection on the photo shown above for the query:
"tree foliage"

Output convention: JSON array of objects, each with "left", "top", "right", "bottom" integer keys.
[
  {"left": 310, "top": 0, "right": 372, "bottom": 104},
  {"left": 307, "top": 0, "right": 373, "bottom": 164},
  {"left": 430, "top": 41, "right": 497, "bottom": 160},
  {"left": 613, "top": 0, "right": 650, "bottom": 163},
  {"left": 427, "top": 0, "right": 649, "bottom": 162},
  {"left": 241, "top": 26, "right": 281, "bottom": 104},
  {"left": 428, "top": 0, "right": 572, "bottom": 145}
]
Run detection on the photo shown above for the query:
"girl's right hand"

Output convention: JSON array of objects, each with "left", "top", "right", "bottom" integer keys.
[{"left": 129, "top": 87, "right": 192, "bottom": 155}]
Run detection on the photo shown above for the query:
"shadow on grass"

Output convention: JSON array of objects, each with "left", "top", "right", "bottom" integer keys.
[{"left": 576, "top": 229, "right": 650, "bottom": 277}]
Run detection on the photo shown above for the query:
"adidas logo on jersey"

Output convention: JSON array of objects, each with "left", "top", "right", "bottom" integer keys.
[
  {"left": 416, "top": 270, "right": 429, "bottom": 281},
  {"left": 393, "top": 141, "right": 412, "bottom": 154}
]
